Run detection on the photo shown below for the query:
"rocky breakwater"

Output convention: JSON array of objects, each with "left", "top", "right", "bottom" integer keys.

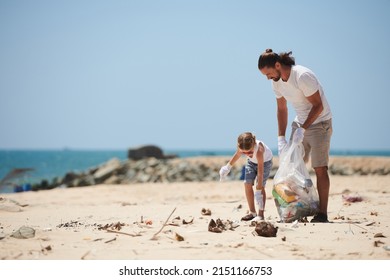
[
  {"left": 32, "top": 156, "right": 247, "bottom": 191},
  {"left": 31, "top": 145, "right": 390, "bottom": 191},
  {"left": 328, "top": 156, "right": 390, "bottom": 176},
  {"left": 30, "top": 145, "right": 247, "bottom": 190}
]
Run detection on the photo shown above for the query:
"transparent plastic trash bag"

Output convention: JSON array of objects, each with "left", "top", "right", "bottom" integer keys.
[{"left": 272, "top": 141, "right": 319, "bottom": 223}]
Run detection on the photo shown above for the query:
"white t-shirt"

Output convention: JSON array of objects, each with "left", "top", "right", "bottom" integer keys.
[
  {"left": 247, "top": 140, "right": 273, "bottom": 164},
  {"left": 272, "top": 65, "right": 332, "bottom": 124}
]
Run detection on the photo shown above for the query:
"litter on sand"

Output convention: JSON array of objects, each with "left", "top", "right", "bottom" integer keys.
[
  {"left": 10, "top": 226, "right": 35, "bottom": 239},
  {"left": 342, "top": 194, "right": 363, "bottom": 203},
  {"left": 208, "top": 218, "right": 239, "bottom": 233}
]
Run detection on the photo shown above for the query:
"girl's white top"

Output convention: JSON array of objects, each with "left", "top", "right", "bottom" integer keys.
[{"left": 246, "top": 140, "right": 273, "bottom": 164}]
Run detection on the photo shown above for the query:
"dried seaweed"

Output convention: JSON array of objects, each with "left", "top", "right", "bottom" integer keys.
[
  {"left": 208, "top": 218, "right": 239, "bottom": 233},
  {"left": 174, "top": 232, "right": 184, "bottom": 241},
  {"left": 201, "top": 208, "right": 211, "bottom": 216},
  {"left": 98, "top": 222, "right": 125, "bottom": 231}
]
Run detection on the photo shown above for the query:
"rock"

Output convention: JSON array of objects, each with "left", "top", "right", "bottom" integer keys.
[
  {"left": 103, "top": 174, "right": 121, "bottom": 185},
  {"left": 77, "top": 174, "right": 96, "bottom": 187},
  {"left": 128, "top": 145, "right": 164, "bottom": 160},
  {"left": 62, "top": 172, "right": 79, "bottom": 185},
  {"left": 93, "top": 158, "right": 122, "bottom": 184},
  {"left": 253, "top": 221, "right": 278, "bottom": 237},
  {"left": 127, "top": 145, "right": 176, "bottom": 160}
]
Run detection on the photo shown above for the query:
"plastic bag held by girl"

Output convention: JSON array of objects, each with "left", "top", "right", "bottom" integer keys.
[{"left": 272, "top": 141, "right": 319, "bottom": 223}]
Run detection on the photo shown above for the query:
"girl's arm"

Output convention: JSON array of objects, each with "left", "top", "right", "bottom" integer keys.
[
  {"left": 255, "top": 145, "right": 265, "bottom": 190},
  {"left": 228, "top": 149, "right": 242, "bottom": 166}
]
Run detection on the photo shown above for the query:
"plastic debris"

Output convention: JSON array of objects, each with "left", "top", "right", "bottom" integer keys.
[
  {"left": 291, "top": 220, "right": 299, "bottom": 228},
  {"left": 342, "top": 194, "right": 363, "bottom": 203},
  {"left": 383, "top": 245, "right": 390, "bottom": 251},
  {"left": 11, "top": 226, "right": 35, "bottom": 239}
]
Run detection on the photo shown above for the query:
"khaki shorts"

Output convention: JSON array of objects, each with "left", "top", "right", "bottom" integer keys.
[{"left": 290, "top": 119, "right": 333, "bottom": 168}]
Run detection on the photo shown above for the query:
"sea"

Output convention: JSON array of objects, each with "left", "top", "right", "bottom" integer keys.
[{"left": 1, "top": 149, "right": 389, "bottom": 193}]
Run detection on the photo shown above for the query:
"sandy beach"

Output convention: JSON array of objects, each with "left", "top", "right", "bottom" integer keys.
[{"left": 1, "top": 156, "right": 390, "bottom": 261}]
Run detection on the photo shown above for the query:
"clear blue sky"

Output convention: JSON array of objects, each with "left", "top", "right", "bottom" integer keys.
[{"left": 1, "top": 0, "right": 389, "bottom": 151}]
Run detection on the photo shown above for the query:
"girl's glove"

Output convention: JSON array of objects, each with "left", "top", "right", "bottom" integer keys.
[{"left": 219, "top": 164, "right": 232, "bottom": 181}]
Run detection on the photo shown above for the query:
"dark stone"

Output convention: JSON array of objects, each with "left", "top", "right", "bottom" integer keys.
[
  {"left": 254, "top": 221, "right": 278, "bottom": 237},
  {"left": 127, "top": 145, "right": 165, "bottom": 160},
  {"left": 62, "top": 172, "right": 79, "bottom": 185}
]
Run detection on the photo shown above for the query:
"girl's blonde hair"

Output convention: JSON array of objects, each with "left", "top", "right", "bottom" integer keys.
[{"left": 237, "top": 132, "right": 256, "bottom": 151}]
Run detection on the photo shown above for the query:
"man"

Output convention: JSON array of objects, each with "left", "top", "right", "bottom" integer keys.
[{"left": 258, "top": 49, "right": 333, "bottom": 223}]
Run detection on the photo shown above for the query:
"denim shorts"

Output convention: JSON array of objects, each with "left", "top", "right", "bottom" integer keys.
[{"left": 244, "top": 159, "right": 273, "bottom": 186}]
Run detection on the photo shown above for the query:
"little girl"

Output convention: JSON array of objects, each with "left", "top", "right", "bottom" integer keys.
[{"left": 220, "top": 132, "right": 273, "bottom": 221}]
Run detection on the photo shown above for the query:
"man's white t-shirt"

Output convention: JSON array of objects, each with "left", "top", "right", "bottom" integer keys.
[{"left": 272, "top": 65, "right": 332, "bottom": 125}]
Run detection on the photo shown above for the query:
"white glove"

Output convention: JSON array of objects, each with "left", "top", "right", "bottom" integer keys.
[
  {"left": 219, "top": 164, "right": 232, "bottom": 181},
  {"left": 278, "top": 136, "right": 288, "bottom": 155},
  {"left": 293, "top": 127, "right": 305, "bottom": 144},
  {"left": 254, "top": 189, "right": 264, "bottom": 210}
]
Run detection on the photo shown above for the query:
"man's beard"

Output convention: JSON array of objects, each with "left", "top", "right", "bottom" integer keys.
[{"left": 272, "top": 69, "right": 281, "bottom": 82}]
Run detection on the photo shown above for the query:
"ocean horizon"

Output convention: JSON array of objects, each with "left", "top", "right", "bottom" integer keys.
[{"left": 1, "top": 149, "right": 389, "bottom": 193}]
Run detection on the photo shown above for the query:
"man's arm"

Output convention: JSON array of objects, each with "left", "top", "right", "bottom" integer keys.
[
  {"left": 301, "top": 90, "right": 323, "bottom": 129},
  {"left": 277, "top": 97, "right": 288, "bottom": 137}
]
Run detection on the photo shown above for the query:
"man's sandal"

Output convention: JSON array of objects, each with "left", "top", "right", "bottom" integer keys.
[{"left": 310, "top": 213, "right": 329, "bottom": 223}]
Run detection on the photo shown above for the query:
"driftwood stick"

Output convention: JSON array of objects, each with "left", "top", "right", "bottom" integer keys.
[
  {"left": 106, "top": 229, "right": 141, "bottom": 237},
  {"left": 104, "top": 237, "right": 117, "bottom": 243},
  {"left": 151, "top": 207, "right": 177, "bottom": 240},
  {"left": 81, "top": 250, "right": 90, "bottom": 260}
]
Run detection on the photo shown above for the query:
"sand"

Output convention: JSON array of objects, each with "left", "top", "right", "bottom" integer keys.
[{"left": 1, "top": 159, "right": 390, "bottom": 261}]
